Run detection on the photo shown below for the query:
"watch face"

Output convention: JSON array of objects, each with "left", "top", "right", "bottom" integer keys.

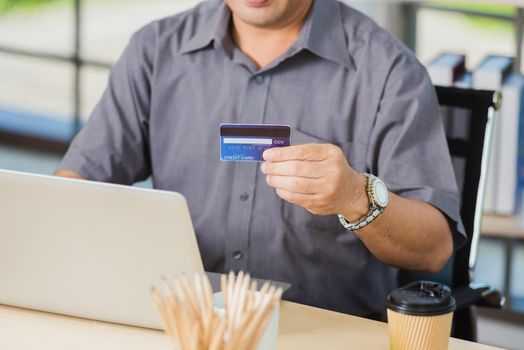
[{"left": 374, "top": 180, "right": 389, "bottom": 207}]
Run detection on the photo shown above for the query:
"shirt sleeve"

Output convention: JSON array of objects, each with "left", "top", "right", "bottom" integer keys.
[
  {"left": 367, "top": 53, "right": 467, "bottom": 251},
  {"left": 58, "top": 30, "right": 153, "bottom": 185}
]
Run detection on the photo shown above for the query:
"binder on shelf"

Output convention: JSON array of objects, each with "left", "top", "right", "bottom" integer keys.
[
  {"left": 473, "top": 55, "right": 514, "bottom": 214},
  {"left": 427, "top": 53, "right": 466, "bottom": 86},
  {"left": 473, "top": 55, "right": 513, "bottom": 90},
  {"left": 454, "top": 72, "right": 472, "bottom": 89},
  {"left": 496, "top": 74, "right": 524, "bottom": 215}
]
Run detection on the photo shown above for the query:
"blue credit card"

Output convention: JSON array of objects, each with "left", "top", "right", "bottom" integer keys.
[{"left": 220, "top": 124, "right": 291, "bottom": 161}]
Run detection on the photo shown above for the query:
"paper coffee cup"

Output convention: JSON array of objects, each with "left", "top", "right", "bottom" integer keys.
[{"left": 386, "top": 281, "right": 456, "bottom": 350}]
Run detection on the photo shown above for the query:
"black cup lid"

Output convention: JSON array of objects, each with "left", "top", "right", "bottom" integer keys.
[{"left": 386, "top": 281, "right": 456, "bottom": 316}]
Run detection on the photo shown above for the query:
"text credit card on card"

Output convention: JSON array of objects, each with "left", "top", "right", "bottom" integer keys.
[{"left": 220, "top": 124, "right": 291, "bottom": 161}]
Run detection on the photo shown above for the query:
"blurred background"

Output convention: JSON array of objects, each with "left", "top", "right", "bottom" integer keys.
[{"left": 0, "top": 1, "right": 523, "bottom": 348}]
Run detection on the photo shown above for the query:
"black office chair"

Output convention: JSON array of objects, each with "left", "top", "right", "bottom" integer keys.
[{"left": 397, "top": 86, "right": 504, "bottom": 342}]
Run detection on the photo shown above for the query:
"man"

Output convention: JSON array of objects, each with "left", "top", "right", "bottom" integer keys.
[{"left": 56, "top": 0, "right": 465, "bottom": 319}]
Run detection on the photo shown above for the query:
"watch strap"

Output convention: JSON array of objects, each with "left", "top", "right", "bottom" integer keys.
[
  {"left": 338, "top": 173, "right": 387, "bottom": 231},
  {"left": 338, "top": 208, "right": 383, "bottom": 231}
]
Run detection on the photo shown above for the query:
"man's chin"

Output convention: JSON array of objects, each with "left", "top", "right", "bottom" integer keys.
[{"left": 233, "top": 8, "right": 284, "bottom": 28}]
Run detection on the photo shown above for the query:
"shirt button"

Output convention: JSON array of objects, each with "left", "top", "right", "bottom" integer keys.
[
  {"left": 255, "top": 75, "right": 265, "bottom": 85},
  {"left": 239, "top": 192, "right": 249, "bottom": 201},
  {"left": 233, "top": 251, "right": 244, "bottom": 260}
]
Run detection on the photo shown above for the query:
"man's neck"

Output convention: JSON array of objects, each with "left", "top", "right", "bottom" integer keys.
[{"left": 231, "top": 3, "right": 313, "bottom": 70}]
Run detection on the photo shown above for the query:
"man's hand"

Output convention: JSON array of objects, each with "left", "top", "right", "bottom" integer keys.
[
  {"left": 261, "top": 144, "right": 368, "bottom": 219},
  {"left": 261, "top": 143, "right": 454, "bottom": 273}
]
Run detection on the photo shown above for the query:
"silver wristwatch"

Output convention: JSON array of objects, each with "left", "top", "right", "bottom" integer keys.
[{"left": 338, "top": 173, "right": 389, "bottom": 231}]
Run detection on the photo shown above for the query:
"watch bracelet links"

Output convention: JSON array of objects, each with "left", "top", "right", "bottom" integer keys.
[
  {"left": 338, "top": 208, "right": 383, "bottom": 230},
  {"left": 337, "top": 173, "right": 385, "bottom": 231}
]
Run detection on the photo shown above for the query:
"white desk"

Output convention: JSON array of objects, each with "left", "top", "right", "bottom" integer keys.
[
  {"left": 482, "top": 214, "right": 524, "bottom": 239},
  {"left": 0, "top": 302, "right": 502, "bottom": 350}
]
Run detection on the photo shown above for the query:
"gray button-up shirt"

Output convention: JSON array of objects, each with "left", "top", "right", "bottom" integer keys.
[{"left": 59, "top": 0, "right": 465, "bottom": 318}]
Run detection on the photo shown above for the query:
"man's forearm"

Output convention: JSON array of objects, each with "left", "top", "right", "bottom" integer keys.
[
  {"left": 262, "top": 144, "right": 454, "bottom": 274},
  {"left": 341, "top": 192, "right": 453, "bottom": 274}
]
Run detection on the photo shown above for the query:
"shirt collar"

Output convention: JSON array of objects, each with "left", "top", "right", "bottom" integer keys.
[
  {"left": 301, "top": 0, "right": 356, "bottom": 70},
  {"left": 179, "top": 2, "right": 231, "bottom": 54},
  {"left": 180, "top": 0, "right": 356, "bottom": 71}
]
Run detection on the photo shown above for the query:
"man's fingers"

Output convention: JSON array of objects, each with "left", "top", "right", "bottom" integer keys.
[
  {"left": 275, "top": 189, "right": 316, "bottom": 207},
  {"left": 261, "top": 160, "right": 325, "bottom": 178},
  {"left": 263, "top": 144, "right": 330, "bottom": 162},
  {"left": 266, "top": 175, "right": 320, "bottom": 194}
]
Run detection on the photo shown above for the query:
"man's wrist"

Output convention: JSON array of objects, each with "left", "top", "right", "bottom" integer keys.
[{"left": 339, "top": 173, "right": 369, "bottom": 221}]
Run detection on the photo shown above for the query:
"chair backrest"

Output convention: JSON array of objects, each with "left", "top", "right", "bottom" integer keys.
[
  {"left": 396, "top": 85, "right": 501, "bottom": 342},
  {"left": 398, "top": 86, "right": 501, "bottom": 288},
  {"left": 438, "top": 86, "right": 501, "bottom": 287}
]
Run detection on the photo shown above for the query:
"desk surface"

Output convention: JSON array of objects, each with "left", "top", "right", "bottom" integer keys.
[
  {"left": 481, "top": 214, "right": 524, "bottom": 239},
  {"left": 0, "top": 302, "right": 502, "bottom": 350}
]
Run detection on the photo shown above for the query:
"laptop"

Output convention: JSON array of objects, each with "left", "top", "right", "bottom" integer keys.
[
  {"left": 0, "top": 170, "right": 290, "bottom": 329},
  {"left": 0, "top": 169, "right": 208, "bottom": 329}
]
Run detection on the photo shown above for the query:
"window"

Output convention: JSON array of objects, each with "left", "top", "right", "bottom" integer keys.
[{"left": 0, "top": 0, "right": 201, "bottom": 146}]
